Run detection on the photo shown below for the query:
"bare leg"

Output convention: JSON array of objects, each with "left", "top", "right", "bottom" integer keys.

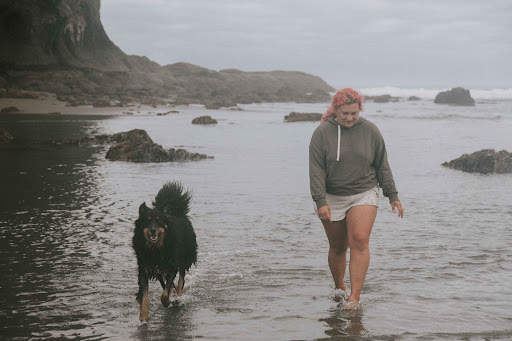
[
  {"left": 345, "top": 205, "right": 377, "bottom": 304},
  {"left": 322, "top": 219, "right": 349, "bottom": 291}
]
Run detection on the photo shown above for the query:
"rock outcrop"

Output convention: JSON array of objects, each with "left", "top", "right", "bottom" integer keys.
[
  {"left": 0, "top": 0, "right": 148, "bottom": 71},
  {"left": 1, "top": 106, "right": 21, "bottom": 113},
  {"left": 442, "top": 149, "right": 512, "bottom": 174},
  {"left": 408, "top": 96, "right": 421, "bottom": 101},
  {"left": 46, "top": 129, "right": 212, "bottom": 162},
  {"left": 192, "top": 116, "right": 217, "bottom": 125},
  {"left": 284, "top": 112, "right": 322, "bottom": 122},
  {"left": 0, "top": 128, "right": 14, "bottom": 144},
  {"left": 364, "top": 94, "right": 400, "bottom": 103},
  {"left": 49, "top": 134, "right": 112, "bottom": 146},
  {"left": 434, "top": 87, "right": 475, "bottom": 106},
  {"left": 0, "top": 1, "right": 334, "bottom": 106},
  {"left": 105, "top": 129, "right": 212, "bottom": 162},
  {"left": 0, "top": 89, "right": 39, "bottom": 99}
]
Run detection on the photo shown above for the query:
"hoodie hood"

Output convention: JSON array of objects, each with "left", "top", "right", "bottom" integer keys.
[
  {"left": 326, "top": 116, "right": 366, "bottom": 128},
  {"left": 326, "top": 116, "right": 366, "bottom": 161}
]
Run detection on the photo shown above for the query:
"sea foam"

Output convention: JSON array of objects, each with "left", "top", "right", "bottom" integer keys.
[{"left": 358, "top": 86, "right": 512, "bottom": 100}]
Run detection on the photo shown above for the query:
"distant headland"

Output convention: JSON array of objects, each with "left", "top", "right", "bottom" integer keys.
[{"left": 0, "top": 0, "right": 334, "bottom": 108}]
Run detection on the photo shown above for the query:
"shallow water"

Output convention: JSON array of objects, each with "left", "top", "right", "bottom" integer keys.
[{"left": 1, "top": 100, "right": 512, "bottom": 340}]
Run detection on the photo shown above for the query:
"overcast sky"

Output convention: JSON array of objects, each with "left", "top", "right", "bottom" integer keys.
[{"left": 101, "top": 0, "right": 511, "bottom": 89}]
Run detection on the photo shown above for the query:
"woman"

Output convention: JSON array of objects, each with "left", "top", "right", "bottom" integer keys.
[{"left": 309, "top": 88, "right": 404, "bottom": 309}]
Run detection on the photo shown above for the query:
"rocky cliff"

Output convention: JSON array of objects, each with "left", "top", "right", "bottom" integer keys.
[
  {"left": 0, "top": 0, "right": 160, "bottom": 71},
  {"left": 0, "top": 0, "right": 333, "bottom": 105}
]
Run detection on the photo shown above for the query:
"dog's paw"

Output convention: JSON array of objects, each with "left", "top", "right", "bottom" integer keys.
[
  {"left": 139, "top": 313, "right": 149, "bottom": 323},
  {"left": 161, "top": 291, "right": 171, "bottom": 307}
]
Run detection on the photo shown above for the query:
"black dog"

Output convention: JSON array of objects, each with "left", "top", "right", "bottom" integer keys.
[{"left": 132, "top": 181, "right": 197, "bottom": 322}]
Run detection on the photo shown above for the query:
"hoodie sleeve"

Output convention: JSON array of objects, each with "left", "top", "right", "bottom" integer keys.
[
  {"left": 309, "top": 127, "right": 328, "bottom": 209},
  {"left": 372, "top": 127, "right": 400, "bottom": 203}
]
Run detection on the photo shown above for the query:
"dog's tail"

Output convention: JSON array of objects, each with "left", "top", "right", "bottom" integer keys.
[{"left": 153, "top": 181, "right": 191, "bottom": 217}]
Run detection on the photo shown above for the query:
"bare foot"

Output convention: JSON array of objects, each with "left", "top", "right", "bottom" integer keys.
[
  {"left": 342, "top": 300, "right": 360, "bottom": 310},
  {"left": 329, "top": 288, "right": 349, "bottom": 303}
]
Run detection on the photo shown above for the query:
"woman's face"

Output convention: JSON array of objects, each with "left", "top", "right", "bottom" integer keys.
[{"left": 334, "top": 102, "right": 360, "bottom": 128}]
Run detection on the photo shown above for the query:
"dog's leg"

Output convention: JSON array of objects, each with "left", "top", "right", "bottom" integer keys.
[
  {"left": 138, "top": 270, "right": 149, "bottom": 322},
  {"left": 157, "top": 274, "right": 165, "bottom": 290},
  {"left": 161, "top": 270, "right": 177, "bottom": 307},
  {"left": 177, "top": 269, "right": 186, "bottom": 296}
]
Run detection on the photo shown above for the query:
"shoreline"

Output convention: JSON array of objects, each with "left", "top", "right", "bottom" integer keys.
[{"left": 0, "top": 94, "right": 178, "bottom": 116}]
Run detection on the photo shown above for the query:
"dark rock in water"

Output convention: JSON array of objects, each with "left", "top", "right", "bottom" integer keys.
[
  {"left": 204, "top": 103, "right": 221, "bottom": 110},
  {"left": 192, "top": 116, "right": 217, "bottom": 125},
  {"left": 106, "top": 129, "right": 212, "bottom": 162},
  {"left": 364, "top": 94, "right": 400, "bottom": 103},
  {"left": 46, "top": 129, "right": 212, "bottom": 162},
  {"left": 442, "top": 149, "right": 512, "bottom": 174},
  {"left": 1, "top": 106, "right": 21, "bottom": 113},
  {"left": 408, "top": 96, "right": 421, "bottom": 101},
  {"left": 110, "top": 129, "right": 153, "bottom": 145},
  {"left": 49, "top": 134, "right": 112, "bottom": 146},
  {"left": 157, "top": 110, "right": 179, "bottom": 116},
  {"left": 434, "top": 87, "right": 475, "bottom": 106},
  {"left": 284, "top": 112, "right": 322, "bottom": 122},
  {"left": 0, "top": 128, "right": 14, "bottom": 144}
]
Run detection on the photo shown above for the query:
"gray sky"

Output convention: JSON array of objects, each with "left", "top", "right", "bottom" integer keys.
[{"left": 101, "top": 0, "right": 512, "bottom": 88}]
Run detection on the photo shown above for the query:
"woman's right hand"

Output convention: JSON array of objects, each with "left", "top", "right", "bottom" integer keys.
[{"left": 317, "top": 205, "right": 331, "bottom": 222}]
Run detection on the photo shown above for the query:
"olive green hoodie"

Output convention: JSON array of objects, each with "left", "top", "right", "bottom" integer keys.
[{"left": 309, "top": 116, "right": 399, "bottom": 209}]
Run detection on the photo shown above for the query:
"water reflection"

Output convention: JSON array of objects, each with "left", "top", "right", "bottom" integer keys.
[
  {"left": 0, "top": 115, "right": 110, "bottom": 339},
  {"left": 134, "top": 305, "right": 197, "bottom": 340},
  {"left": 320, "top": 306, "right": 368, "bottom": 339}
]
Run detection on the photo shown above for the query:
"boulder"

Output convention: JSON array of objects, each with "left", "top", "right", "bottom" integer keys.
[
  {"left": 408, "top": 96, "right": 421, "bottom": 101},
  {"left": 0, "top": 128, "right": 14, "bottom": 144},
  {"left": 442, "top": 149, "right": 512, "bottom": 174},
  {"left": 1, "top": 106, "right": 21, "bottom": 113},
  {"left": 105, "top": 129, "right": 212, "bottom": 162},
  {"left": 192, "top": 116, "right": 217, "bottom": 125},
  {"left": 434, "top": 87, "right": 475, "bottom": 106},
  {"left": 364, "top": 94, "right": 400, "bottom": 103},
  {"left": 284, "top": 112, "right": 322, "bottom": 122}
]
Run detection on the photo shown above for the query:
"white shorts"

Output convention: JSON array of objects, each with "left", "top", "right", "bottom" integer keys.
[{"left": 313, "top": 186, "right": 379, "bottom": 221}]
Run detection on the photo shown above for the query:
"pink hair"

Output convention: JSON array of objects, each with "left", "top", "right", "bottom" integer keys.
[{"left": 321, "top": 88, "right": 364, "bottom": 122}]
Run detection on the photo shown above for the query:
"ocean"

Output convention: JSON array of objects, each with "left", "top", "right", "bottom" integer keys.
[{"left": 1, "top": 87, "right": 511, "bottom": 340}]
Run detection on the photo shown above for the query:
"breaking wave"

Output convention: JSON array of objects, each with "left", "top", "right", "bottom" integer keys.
[{"left": 359, "top": 86, "right": 512, "bottom": 100}]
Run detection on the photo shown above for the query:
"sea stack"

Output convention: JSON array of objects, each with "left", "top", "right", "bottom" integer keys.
[{"left": 434, "top": 87, "right": 475, "bottom": 106}]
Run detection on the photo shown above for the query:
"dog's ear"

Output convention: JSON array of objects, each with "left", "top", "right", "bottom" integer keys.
[{"left": 139, "top": 202, "right": 148, "bottom": 216}]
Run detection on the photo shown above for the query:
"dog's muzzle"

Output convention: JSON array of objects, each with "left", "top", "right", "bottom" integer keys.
[{"left": 148, "top": 228, "right": 161, "bottom": 243}]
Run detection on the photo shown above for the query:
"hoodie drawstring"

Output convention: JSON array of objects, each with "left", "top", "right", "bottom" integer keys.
[{"left": 336, "top": 125, "right": 341, "bottom": 161}]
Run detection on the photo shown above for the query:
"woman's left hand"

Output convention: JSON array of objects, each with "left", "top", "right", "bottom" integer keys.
[{"left": 390, "top": 201, "right": 404, "bottom": 218}]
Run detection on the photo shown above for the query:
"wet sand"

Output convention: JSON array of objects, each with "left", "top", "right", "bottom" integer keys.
[{"left": 0, "top": 93, "right": 175, "bottom": 116}]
